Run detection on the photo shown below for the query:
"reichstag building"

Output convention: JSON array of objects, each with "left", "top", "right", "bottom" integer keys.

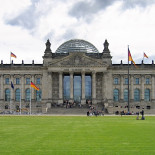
[{"left": 0, "top": 39, "right": 154, "bottom": 114}]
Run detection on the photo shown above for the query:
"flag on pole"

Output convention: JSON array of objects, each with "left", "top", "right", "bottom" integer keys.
[
  {"left": 128, "top": 47, "right": 137, "bottom": 68},
  {"left": 144, "top": 53, "right": 148, "bottom": 58},
  {"left": 11, "top": 81, "right": 14, "bottom": 89},
  {"left": 11, "top": 52, "right": 17, "bottom": 58},
  {"left": 31, "top": 81, "right": 39, "bottom": 91}
]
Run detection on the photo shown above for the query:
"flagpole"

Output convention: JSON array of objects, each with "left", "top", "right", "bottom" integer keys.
[
  {"left": 10, "top": 52, "right": 11, "bottom": 64},
  {"left": 20, "top": 87, "right": 21, "bottom": 115},
  {"left": 128, "top": 45, "right": 130, "bottom": 113},
  {"left": 10, "top": 89, "right": 11, "bottom": 114},
  {"left": 30, "top": 86, "right": 31, "bottom": 115}
]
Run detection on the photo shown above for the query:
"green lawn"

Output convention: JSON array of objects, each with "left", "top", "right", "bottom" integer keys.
[{"left": 0, "top": 116, "right": 155, "bottom": 155}]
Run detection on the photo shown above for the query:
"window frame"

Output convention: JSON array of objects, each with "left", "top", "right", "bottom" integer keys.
[
  {"left": 134, "top": 89, "right": 140, "bottom": 102},
  {"left": 5, "top": 78, "right": 9, "bottom": 84},
  {"left": 26, "top": 78, "right": 30, "bottom": 85},
  {"left": 15, "top": 88, "right": 20, "bottom": 102},
  {"left": 144, "top": 89, "right": 150, "bottom": 101},
  {"left": 113, "top": 89, "right": 119, "bottom": 102},
  {"left": 124, "top": 78, "right": 128, "bottom": 85},
  {"left": 114, "top": 78, "right": 119, "bottom": 85}
]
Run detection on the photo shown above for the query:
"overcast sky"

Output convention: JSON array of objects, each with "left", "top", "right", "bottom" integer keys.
[{"left": 0, "top": 0, "right": 155, "bottom": 64}]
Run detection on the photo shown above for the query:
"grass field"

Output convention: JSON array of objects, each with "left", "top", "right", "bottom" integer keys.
[{"left": 0, "top": 116, "right": 155, "bottom": 155}]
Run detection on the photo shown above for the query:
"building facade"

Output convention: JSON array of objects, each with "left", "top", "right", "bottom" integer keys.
[{"left": 0, "top": 39, "right": 155, "bottom": 114}]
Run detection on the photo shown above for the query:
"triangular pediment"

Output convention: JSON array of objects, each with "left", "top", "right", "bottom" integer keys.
[{"left": 48, "top": 53, "right": 104, "bottom": 67}]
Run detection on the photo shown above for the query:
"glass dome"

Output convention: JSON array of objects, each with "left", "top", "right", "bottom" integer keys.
[{"left": 55, "top": 39, "right": 99, "bottom": 53}]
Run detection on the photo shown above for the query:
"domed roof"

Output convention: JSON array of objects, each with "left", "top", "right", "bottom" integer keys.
[{"left": 55, "top": 39, "right": 99, "bottom": 53}]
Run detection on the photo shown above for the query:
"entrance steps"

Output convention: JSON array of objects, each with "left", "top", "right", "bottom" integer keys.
[
  {"left": 47, "top": 107, "right": 89, "bottom": 115},
  {"left": 46, "top": 103, "right": 105, "bottom": 115}
]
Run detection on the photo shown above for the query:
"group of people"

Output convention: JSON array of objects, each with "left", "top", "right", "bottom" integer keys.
[
  {"left": 87, "top": 104, "right": 104, "bottom": 116},
  {"left": 63, "top": 100, "right": 81, "bottom": 108},
  {"left": 136, "top": 109, "right": 145, "bottom": 120}
]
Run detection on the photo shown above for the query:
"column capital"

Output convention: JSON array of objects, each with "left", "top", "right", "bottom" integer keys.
[
  {"left": 59, "top": 71, "right": 63, "bottom": 75},
  {"left": 92, "top": 71, "right": 96, "bottom": 75},
  {"left": 140, "top": 74, "right": 145, "bottom": 78},
  {"left": 81, "top": 71, "right": 85, "bottom": 75},
  {"left": 69, "top": 71, "right": 74, "bottom": 75},
  {"left": 48, "top": 72, "right": 52, "bottom": 76}
]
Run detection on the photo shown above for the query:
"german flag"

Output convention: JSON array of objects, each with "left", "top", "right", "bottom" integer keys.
[
  {"left": 128, "top": 47, "right": 137, "bottom": 68},
  {"left": 144, "top": 53, "right": 148, "bottom": 58},
  {"left": 11, "top": 52, "right": 17, "bottom": 58},
  {"left": 31, "top": 81, "right": 39, "bottom": 91}
]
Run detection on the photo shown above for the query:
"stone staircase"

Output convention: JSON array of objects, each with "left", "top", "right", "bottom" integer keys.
[
  {"left": 46, "top": 104, "right": 104, "bottom": 115},
  {"left": 47, "top": 107, "right": 88, "bottom": 115}
]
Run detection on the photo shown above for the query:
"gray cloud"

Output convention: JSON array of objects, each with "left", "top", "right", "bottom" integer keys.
[
  {"left": 5, "top": 0, "right": 155, "bottom": 32},
  {"left": 61, "top": 30, "right": 76, "bottom": 40},
  {"left": 122, "top": 0, "right": 155, "bottom": 9},
  {"left": 5, "top": 0, "right": 53, "bottom": 30},
  {"left": 69, "top": 0, "right": 155, "bottom": 19},
  {"left": 43, "top": 31, "right": 55, "bottom": 42},
  {"left": 7, "top": 5, "right": 36, "bottom": 30}
]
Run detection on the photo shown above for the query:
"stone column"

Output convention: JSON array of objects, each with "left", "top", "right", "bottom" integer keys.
[
  {"left": 42, "top": 70, "right": 49, "bottom": 102},
  {"left": 46, "top": 72, "right": 52, "bottom": 108},
  {"left": 48, "top": 72, "right": 52, "bottom": 100},
  {"left": 141, "top": 75, "right": 144, "bottom": 101},
  {"left": 81, "top": 71, "right": 85, "bottom": 105},
  {"left": 70, "top": 72, "right": 73, "bottom": 101},
  {"left": 151, "top": 75, "right": 155, "bottom": 101},
  {"left": 102, "top": 73, "right": 105, "bottom": 100},
  {"left": 58, "top": 72, "right": 63, "bottom": 104},
  {"left": 92, "top": 71, "right": 96, "bottom": 104}
]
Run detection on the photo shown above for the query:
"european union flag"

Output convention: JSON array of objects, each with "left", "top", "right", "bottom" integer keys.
[{"left": 11, "top": 81, "right": 14, "bottom": 89}]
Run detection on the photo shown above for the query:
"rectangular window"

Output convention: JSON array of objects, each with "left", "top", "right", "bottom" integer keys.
[
  {"left": 36, "top": 78, "right": 40, "bottom": 84},
  {"left": 124, "top": 78, "right": 128, "bottom": 85},
  {"left": 5, "top": 78, "right": 9, "bottom": 84},
  {"left": 135, "top": 78, "right": 139, "bottom": 84},
  {"left": 146, "top": 78, "right": 150, "bottom": 84},
  {"left": 114, "top": 78, "right": 119, "bottom": 84},
  {"left": 16, "top": 78, "right": 20, "bottom": 84},
  {"left": 26, "top": 78, "right": 30, "bottom": 84}
]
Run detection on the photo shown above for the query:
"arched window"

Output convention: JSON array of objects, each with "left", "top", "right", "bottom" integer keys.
[
  {"left": 124, "top": 89, "right": 128, "bottom": 102},
  {"left": 113, "top": 89, "right": 119, "bottom": 102},
  {"left": 25, "top": 89, "right": 30, "bottom": 101},
  {"left": 15, "top": 89, "right": 20, "bottom": 101},
  {"left": 36, "top": 90, "right": 42, "bottom": 101},
  {"left": 134, "top": 89, "right": 140, "bottom": 101},
  {"left": 145, "top": 89, "right": 150, "bottom": 101},
  {"left": 5, "top": 89, "right": 10, "bottom": 101}
]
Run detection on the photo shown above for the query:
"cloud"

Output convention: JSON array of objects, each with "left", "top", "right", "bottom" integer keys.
[
  {"left": 61, "top": 30, "right": 76, "bottom": 41},
  {"left": 5, "top": 0, "right": 54, "bottom": 31},
  {"left": 69, "top": 0, "right": 155, "bottom": 20},
  {"left": 122, "top": 0, "right": 155, "bottom": 9}
]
